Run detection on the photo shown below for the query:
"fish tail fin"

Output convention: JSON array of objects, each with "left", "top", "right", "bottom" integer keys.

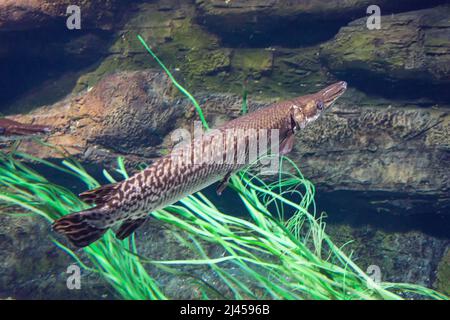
[{"left": 52, "top": 208, "right": 108, "bottom": 248}]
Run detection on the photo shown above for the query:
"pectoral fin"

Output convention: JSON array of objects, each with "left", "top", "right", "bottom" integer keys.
[
  {"left": 279, "top": 131, "right": 295, "bottom": 155},
  {"left": 216, "top": 171, "right": 233, "bottom": 196}
]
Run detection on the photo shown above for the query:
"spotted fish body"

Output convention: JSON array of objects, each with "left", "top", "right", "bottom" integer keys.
[
  {"left": 96, "top": 103, "right": 293, "bottom": 222},
  {"left": 53, "top": 81, "right": 347, "bottom": 247}
]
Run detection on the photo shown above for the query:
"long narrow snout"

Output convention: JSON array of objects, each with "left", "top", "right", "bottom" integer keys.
[{"left": 320, "top": 81, "right": 347, "bottom": 109}]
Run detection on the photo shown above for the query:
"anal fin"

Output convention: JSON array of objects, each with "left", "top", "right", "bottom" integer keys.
[
  {"left": 115, "top": 218, "right": 147, "bottom": 240},
  {"left": 216, "top": 171, "right": 233, "bottom": 196}
]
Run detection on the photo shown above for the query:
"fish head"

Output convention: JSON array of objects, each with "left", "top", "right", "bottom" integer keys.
[{"left": 290, "top": 81, "right": 347, "bottom": 129}]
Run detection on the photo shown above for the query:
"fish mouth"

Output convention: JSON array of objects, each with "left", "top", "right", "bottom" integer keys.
[{"left": 320, "top": 81, "right": 347, "bottom": 109}]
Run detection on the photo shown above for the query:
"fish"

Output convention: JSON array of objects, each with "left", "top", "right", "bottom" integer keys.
[
  {"left": 0, "top": 118, "right": 52, "bottom": 141},
  {"left": 53, "top": 81, "right": 347, "bottom": 247}
]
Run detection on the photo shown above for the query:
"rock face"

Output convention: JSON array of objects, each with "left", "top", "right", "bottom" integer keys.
[
  {"left": 6, "top": 69, "right": 266, "bottom": 168},
  {"left": 0, "top": 0, "right": 129, "bottom": 111},
  {"left": 295, "top": 102, "right": 450, "bottom": 214},
  {"left": 60, "top": 0, "right": 337, "bottom": 103},
  {"left": 435, "top": 248, "right": 450, "bottom": 296},
  {"left": 8, "top": 70, "right": 186, "bottom": 165},
  {"left": 196, "top": 0, "right": 448, "bottom": 46},
  {"left": 321, "top": 5, "right": 450, "bottom": 98},
  {"left": 326, "top": 224, "right": 449, "bottom": 290},
  {"left": 0, "top": 212, "right": 228, "bottom": 299},
  {"left": 196, "top": 0, "right": 447, "bottom": 19},
  {"left": 0, "top": 214, "right": 109, "bottom": 299}
]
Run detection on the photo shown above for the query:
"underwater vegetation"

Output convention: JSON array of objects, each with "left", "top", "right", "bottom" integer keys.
[{"left": 0, "top": 38, "right": 447, "bottom": 300}]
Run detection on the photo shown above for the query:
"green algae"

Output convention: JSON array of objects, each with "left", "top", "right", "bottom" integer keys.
[
  {"left": 184, "top": 49, "right": 231, "bottom": 76},
  {"left": 232, "top": 49, "right": 274, "bottom": 77}
]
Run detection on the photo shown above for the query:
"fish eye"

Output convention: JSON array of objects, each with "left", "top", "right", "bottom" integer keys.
[{"left": 316, "top": 100, "right": 324, "bottom": 110}]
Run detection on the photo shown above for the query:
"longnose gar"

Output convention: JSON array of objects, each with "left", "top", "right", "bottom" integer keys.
[
  {"left": 0, "top": 118, "right": 51, "bottom": 141},
  {"left": 53, "top": 81, "right": 347, "bottom": 247}
]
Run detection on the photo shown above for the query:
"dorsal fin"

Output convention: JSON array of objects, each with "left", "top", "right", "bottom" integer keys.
[{"left": 79, "top": 183, "right": 119, "bottom": 206}]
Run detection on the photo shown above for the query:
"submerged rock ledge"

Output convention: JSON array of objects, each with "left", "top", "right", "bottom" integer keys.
[{"left": 321, "top": 5, "right": 450, "bottom": 98}]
